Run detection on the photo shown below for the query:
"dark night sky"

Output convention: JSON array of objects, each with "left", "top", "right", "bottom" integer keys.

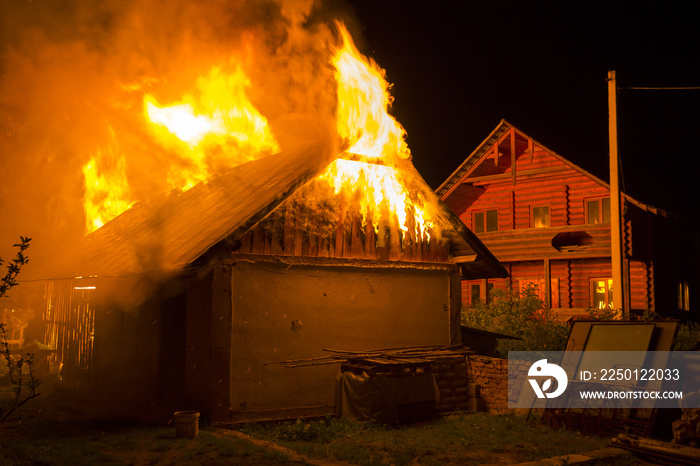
[{"left": 344, "top": 1, "right": 700, "bottom": 214}]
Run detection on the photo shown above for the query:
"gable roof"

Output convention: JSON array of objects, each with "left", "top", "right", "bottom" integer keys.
[
  {"left": 436, "top": 119, "right": 668, "bottom": 216},
  {"left": 32, "top": 143, "right": 506, "bottom": 281}
]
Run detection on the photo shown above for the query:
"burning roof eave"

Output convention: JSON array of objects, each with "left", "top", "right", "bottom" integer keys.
[{"left": 400, "top": 162, "right": 508, "bottom": 281}]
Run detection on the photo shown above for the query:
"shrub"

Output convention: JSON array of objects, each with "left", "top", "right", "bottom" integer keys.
[{"left": 462, "top": 282, "right": 569, "bottom": 356}]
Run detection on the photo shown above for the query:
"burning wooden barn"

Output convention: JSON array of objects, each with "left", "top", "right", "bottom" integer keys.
[
  {"left": 14, "top": 24, "right": 506, "bottom": 422},
  {"left": 25, "top": 144, "right": 505, "bottom": 421}
]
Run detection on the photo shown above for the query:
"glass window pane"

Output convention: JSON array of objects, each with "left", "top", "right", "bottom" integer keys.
[
  {"left": 471, "top": 284, "right": 481, "bottom": 305},
  {"left": 533, "top": 206, "right": 550, "bottom": 228},
  {"left": 474, "top": 212, "right": 484, "bottom": 233},
  {"left": 607, "top": 279, "right": 614, "bottom": 309},
  {"left": 486, "top": 210, "right": 498, "bottom": 231},
  {"left": 593, "top": 279, "right": 607, "bottom": 309},
  {"left": 602, "top": 198, "right": 611, "bottom": 223},
  {"left": 587, "top": 200, "right": 599, "bottom": 224}
]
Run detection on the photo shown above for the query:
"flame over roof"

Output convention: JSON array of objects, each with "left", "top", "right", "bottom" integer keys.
[{"left": 31, "top": 142, "right": 506, "bottom": 281}]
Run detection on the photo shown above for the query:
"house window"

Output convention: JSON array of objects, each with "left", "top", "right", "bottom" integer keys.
[
  {"left": 591, "top": 278, "right": 614, "bottom": 309},
  {"left": 532, "top": 205, "right": 550, "bottom": 228},
  {"left": 679, "top": 282, "right": 691, "bottom": 311},
  {"left": 586, "top": 197, "right": 611, "bottom": 225},
  {"left": 474, "top": 209, "right": 498, "bottom": 233},
  {"left": 468, "top": 280, "right": 495, "bottom": 306}
]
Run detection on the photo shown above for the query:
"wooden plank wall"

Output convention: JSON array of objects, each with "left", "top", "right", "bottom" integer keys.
[
  {"left": 237, "top": 201, "right": 449, "bottom": 263},
  {"left": 43, "top": 280, "right": 95, "bottom": 376}
]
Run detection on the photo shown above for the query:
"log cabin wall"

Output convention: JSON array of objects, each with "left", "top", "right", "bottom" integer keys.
[{"left": 440, "top": 121, "right": 693, "bottom": 319}]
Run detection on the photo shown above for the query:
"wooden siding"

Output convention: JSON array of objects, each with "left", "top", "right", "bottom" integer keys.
[
  {"left": 43, "top": 280, "right": 95, "bottom": 378},
  {"left": 474, "top": 224, "right": 611, "bottom": 262},
  {"left": 443, "top": 121, "right": 694, "bottom": 317},
  {"left": 460, "top": 164, "right": 610, "bottom": 231},
  {"left": 238, "top": 200, "right": 449, "bottom": 263},
  {"left": 462, "top": 258, "right": 653, "bottom": 313}
]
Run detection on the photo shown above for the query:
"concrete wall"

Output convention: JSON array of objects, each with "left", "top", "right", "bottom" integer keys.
[{"left": 225, "top": 259, "right": 458, "bottom": 420}]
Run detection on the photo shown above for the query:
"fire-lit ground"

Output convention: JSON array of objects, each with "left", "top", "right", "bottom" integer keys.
[{"left": 1, "top": 380, "right": 620, "bottom": 466}]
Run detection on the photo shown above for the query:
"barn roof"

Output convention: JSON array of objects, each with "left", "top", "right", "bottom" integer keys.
[{"left": 33, "top": 143, "right": 506, "bottom": 280}]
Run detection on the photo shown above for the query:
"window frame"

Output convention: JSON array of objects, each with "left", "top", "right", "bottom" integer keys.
[
  {"left": 585, "top": 197, "right": 611, "bottom": 225},
  {"left": 473, "top": 208, "right": 499, "bottom": 233},
  {"left": 531, "top": 204, "right": 551, "bottom": 229},
  {"left": 590, "top": 277, "right": 614, "bottom": 310},
  {"left": 467, "top": 279, "right": 495, "bottom": 306}
]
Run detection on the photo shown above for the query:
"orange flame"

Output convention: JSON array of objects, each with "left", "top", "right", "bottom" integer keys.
[
  {"left": 82, "top": 21, "right": 439, "bottom": 244},
  {"left": 333, "top": 24, "right": 410, "bottom": 162},
  {"left": 83, "top": 65, "right": 279, "bottom": 232},
  {"left": 320, "top": 23, "right": 435, "bottom": 241},
  {"left": 82, "top": 131, "right": 134, "bottom": 233},
  {"left": 143, "top": 66, "right": 279, "bottom": 191},
  {"left": 319, "top": 159, "right": 432, "bottom": 241}
]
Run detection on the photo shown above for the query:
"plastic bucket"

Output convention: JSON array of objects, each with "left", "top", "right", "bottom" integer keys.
[{"left": 173, "top": 411, "right": 200, "bottom": 438}]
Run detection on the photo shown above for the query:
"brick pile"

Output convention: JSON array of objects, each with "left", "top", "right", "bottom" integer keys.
[
  {"left": 428, "top": 355, "right": 469, "bottom": 412},
  {"left": 466, "top": 355, "right": 530, "bottom": 412}
]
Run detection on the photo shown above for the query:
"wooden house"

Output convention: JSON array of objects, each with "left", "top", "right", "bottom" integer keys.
[
  {"left": 22, "top": 142, "right": 506, "bottom": 422},
  {"left": 437, "top": 120, "right": 694, "bottom": 321}
]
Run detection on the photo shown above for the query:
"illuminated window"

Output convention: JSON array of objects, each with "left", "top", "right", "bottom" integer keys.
[
  {"left": 679, "top": 282, "right": 691, "bottom": 311},
  {"left": 586, "top": 197, "right": 611, "bottom": 225},
  {"left": 532, "top": 205, "right": 550, "bottom": 228},
  {"left": 473, "top": 209, "right": 498, "bottom": 233},
  {"left": 591, "top": 278, "right": 614, "bottom": 309}
]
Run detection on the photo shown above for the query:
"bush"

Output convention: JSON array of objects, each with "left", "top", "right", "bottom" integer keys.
[{"left": 462, "top": 283, "right": 570, "bottom": 356}]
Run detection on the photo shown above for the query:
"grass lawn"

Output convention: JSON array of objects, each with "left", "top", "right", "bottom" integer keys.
[
  {"left": 1, "top": 382, "right": 630, "bottom": 465},
  {"left": 0, "top": 416, "right": 291, "bottom": 465},
  {"left": 0, "top": 383, "right": 291, "bottom": 465},
  {"left": 238, "top": 413, "right": 617, "bottom": 465}
]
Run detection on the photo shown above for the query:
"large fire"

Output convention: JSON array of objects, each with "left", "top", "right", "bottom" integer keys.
[
  {"left": 143, "top": 65, "right": 279, "bottom": 192},
  {"left": 82, "top": 21, "right": 438, "bottom": 243},
  {"left": 82, "top": 128, "right": 134, "bottom": 232}
]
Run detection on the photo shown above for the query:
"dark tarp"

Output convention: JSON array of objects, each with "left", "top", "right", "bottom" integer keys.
[{"left": 336, "top": 371, "right": 440, "bottom": 423}]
